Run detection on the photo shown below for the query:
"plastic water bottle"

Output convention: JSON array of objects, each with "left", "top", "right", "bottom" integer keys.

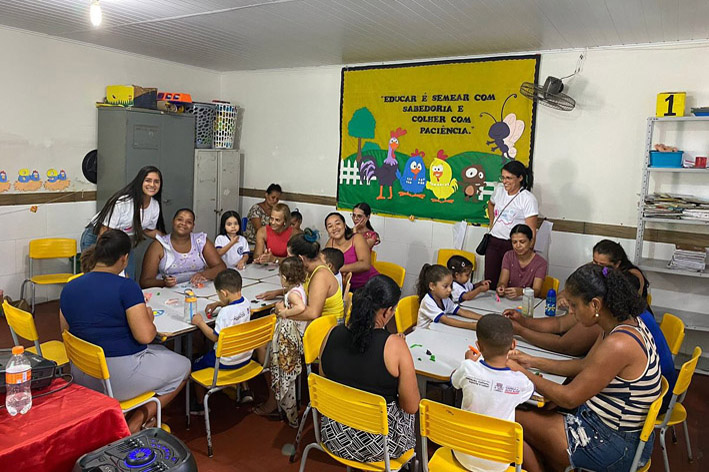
[
  {"left": 545, "top": 288, "right": 557, "bottom": 317},
  {"left": 522, "top": 287, "right": 534, "bottom": 318},
  {"left": 184, "top": 293, "right": 198, "bottom": 322},
  {"left": 5, "top": 346, "right": 32, "bottom": 416}
]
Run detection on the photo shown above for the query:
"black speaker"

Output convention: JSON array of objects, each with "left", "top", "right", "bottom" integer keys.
[{"left": 73, "top": 428, "right": 197, "bottom": 472}]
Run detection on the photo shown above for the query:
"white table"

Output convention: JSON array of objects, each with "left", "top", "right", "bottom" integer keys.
[
  {"left": 260, "top": 273, "right": 282, "bottom": 284},
  {"left": 239, "top": 281, "right": 283, "bottom": 313},
  {"left": 460, "top": 292, "right": 552, "bottom": 318},
  {"left": 237, "top": 263, "right": 280, "bottom": 282}
]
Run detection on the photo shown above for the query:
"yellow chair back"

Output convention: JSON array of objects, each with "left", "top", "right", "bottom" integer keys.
[
  {"left": 436, "top": 249, "right": 476, "bottom": 271},
  {"left": 640, "top": 377, "right": 669, "bottom": 442},
  {"left": 68, "top": 273, "right": 84, "bottom": 282},
  {"left": 215, "top": 314, "right": 276, "bottom": 359},
  {"left": 395, "top": 295, "right": 419, "bottom": 334},
  {"left": 309, "top": 373, "right": 388, "bottom": 435},
  {"left": 343, "top": 292, "right": 353, "bottom": 324},
  {"left": 673, "top": 346, "right": 702, "bottom": 396},
  {"left": 62, "top": 330, "right": 111, "bottom": 381},
  {"left": 660, "top": 313, "right": 685, "bottom": 357},
  {"left": 29, "top": 238, "right": 77, "bottom": 259},
  {"left": 3, "top": 300, "right": 40, "bottom": 342},
  {"left": 541, "top": 276, "right": 560, "bottom": 295},
  {"left": 303, "top": 315, "right": 337, "bottom": 365},
  {"left": 419, "top": 399, "right": 523, "bottom": 467},
  {"left": 371, "top": 251, "right": 377, "bottom": 263},
  {"left": 373, "top": 261, "right": 405, "bottom": 288}
]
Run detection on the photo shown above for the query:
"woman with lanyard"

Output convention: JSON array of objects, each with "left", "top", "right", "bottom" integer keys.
[
  {"left": 507, "top": 264, "right": 662, "bottom": 472},
  {"left": 80, "top": 166, "right": 165, "bottom": 279},
  {"left": 484, "top": 160, "right": 538, "bottom": 287},
  {"left": 243, "top": 183, "right": 282, "bottom": 244}
]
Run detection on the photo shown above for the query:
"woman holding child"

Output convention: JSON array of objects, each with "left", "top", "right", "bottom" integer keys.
[
  {"left": 140, "top": 208, "right": 226, "bottom": 288},
  {"left": 325, "top": 212, "right": 378, "bottom": 291},
  {"left": 253, "top": 230, "right": 343, "bottom": 425},
  {"left": 318, "top": 275, "right": 419, "bottom": 463},
  {"left": 508, "top": 264, "right": 661, "bottom": 472}
]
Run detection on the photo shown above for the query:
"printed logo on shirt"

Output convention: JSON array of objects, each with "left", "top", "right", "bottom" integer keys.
[
  {"left": 498, "top": 208, "right": 518, "bottom": 226},
  {"left": 237, "top": 246, "right": 245, "bottom": 255},
  {"left": 505, "top": 386, "right": 521, "bottom": 395},
  {"left": 494, "top": 382, "right": 504, "bottom": 393},
  {"left": 465, "top": 377, "right": 491, "bottom": 390}
]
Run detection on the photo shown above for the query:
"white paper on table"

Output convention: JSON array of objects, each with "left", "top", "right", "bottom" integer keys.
[{"left": 452, "top": 221, "right": 468, "bottom": 250}]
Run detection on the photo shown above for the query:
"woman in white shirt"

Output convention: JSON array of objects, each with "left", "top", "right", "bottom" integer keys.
[
  {"left": 80, "top": 166, "right": 165, "bottom": 279},
  {"left": 484, "top": 161, "right": 538, "bottom": 287}
]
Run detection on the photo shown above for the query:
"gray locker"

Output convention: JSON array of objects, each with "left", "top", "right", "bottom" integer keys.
[{"left": 193, "top": 149, "right": 241, "bottom": 240}]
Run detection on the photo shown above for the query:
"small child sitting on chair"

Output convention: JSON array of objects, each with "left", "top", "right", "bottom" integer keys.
[
  {"left": 321, "top": 247, "right": 345, "bottom": 293},
  {"left": 451, "top": 314, "right": 534, "bottom": 472}
]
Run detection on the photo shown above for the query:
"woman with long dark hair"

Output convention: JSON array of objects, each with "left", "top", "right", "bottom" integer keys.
[
  {"left": 484, "top": 160, "right": 538, "bottom": 287},
  {"left": 325, "top": 212, "right": 378, "bottom": 291},
  {"left": 80, "top": 166, "right": 166, "bottom": 279},
  {"left": 61, "top": 229, "right": 190, "bottom": 433},
  {"left": 507, "top": 264, "right": 661, "bottom": 472},
  {"left": 351, "top": 202, "right": 380, "bottom": 249},
  {"left": 319, "top": 275, "right": 419, "bottom": 463},
  {"left": 215, "top": 210, "right": 249, "bottom": 270}
]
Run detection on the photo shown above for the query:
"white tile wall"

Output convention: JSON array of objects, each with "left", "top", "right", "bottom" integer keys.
[{"left": 0, "top": 201, "right": 96, "bottom": 302}]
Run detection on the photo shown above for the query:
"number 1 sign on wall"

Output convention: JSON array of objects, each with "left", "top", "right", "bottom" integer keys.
[{"left": 656, "top": 92, "right": 686, "bottom": 117}]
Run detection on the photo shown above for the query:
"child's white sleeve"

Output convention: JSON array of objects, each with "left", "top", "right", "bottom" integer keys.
[
  {"left": 519, "top": 375, "right": 536, "bottom": 404},
  {"left": 451, "top": 283, "right": 466, "bottom": 304},
  {"left": 238, "top": 237, "right": 250, "bottom": 254},
  {"left": 214, "top": 235, "right": 229, "bottom": 249},
  {"left": 451, "top": 359, "right": 474, "bottom": 388},
  {"left": 443, "top": 297, "right": 460, "bottom": 315},
  {"left": 419, "top": 296, "right": 445, "bottom": 325}
]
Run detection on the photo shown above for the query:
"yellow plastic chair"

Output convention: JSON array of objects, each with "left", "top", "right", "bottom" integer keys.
[
  {"left": 373, "top": 261, "right": 406, "bottom": 288},
  {"left": 291, "top": 315, "right": 338, "bottom": 462},
  {"left": 394, "top": 295, "right": 419, "bottom": 334},
  {"left": 660, "top": 313, "right": 685, "bottom": 359},
  {"left": 566, "top": 377, "right": 670, "bottom": 472},
  {"left": 436, "top": 249, "right": 476, "bottom": 271},
  {"left": 21, "top": 238, "right": 77, "bottom": 312},
  {"left": 655, "top": 346, "right": 702, "bottom": 472},
  {"left": 3, "top": 300, "right": 68, "bottom": 366},
  {"left": 419, "top": 399, "right": 523, "bottom": 472},
  {"left": 299, "top": 373, "right": 415, "bottom": 472},
  {"left": 541, "top": 276, "right": 560, "bottom": 295},
  {"left": 343, "top": 292, "right": 353, "bottom": 324},
  {"left": 62, "top": 330, "right": 162, "bottom": 427},
  {"left": 371, "top": 250, "right": 377, "bottom": 263},
  {"left": 67, "top": 272, "right": 84, "bottom": 282},
  {"left": 187, "top": 314, "right": 276, "bottom": 457}
]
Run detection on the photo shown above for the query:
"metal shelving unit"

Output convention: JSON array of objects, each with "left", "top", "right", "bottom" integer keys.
[{"left": 635, "top": 115, "right": 709, "bottom": 332}]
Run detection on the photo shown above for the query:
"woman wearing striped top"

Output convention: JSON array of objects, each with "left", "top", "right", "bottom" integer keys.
[{"left": 506, "top": 264, "right": 662, "bottom": 472}]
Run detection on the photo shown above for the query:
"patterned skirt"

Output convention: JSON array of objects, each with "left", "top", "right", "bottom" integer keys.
[{"left": 320, "top": 401, "right": 415, "bottom": 463}]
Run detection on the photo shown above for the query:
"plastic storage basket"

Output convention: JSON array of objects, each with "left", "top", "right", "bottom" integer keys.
[
  {"left": 188, "top": 102, "right": 216, "bottom": 149},
  {"left": 213, "top": 102, "right": 237, "bottom": 149},
  {"left": 649, "top": 151, "right": 683, "bottom": 168}
]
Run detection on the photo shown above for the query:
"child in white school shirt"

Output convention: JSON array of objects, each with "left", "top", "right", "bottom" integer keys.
[
  {"left": 416, "top": 264, "right": 481, "bottom": 330},
  {"left": 215, "top": 211, "right": 250, "bottom": 270},
  {"left": 451, "top": 314, "right": 534, "bottom": 472}
]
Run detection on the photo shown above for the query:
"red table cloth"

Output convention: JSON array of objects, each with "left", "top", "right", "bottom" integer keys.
[{"left": 0, "top": 378, "right": 131, "bottom": 472}]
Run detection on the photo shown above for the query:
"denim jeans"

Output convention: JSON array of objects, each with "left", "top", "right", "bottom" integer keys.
[{"left": 79, "top": 226, "right": 136, "bottom": 279}]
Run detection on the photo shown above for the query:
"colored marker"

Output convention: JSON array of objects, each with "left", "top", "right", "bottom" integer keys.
[
  {"left": 495, "top": 293, "right": 501, "bottom": 303},
  {"left": 468, "top": 345, "right": 480, "bottom": 356}
]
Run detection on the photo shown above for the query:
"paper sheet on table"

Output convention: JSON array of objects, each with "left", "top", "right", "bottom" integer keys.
[
  {"left": 452, "top": 221, "right": 468, "bottom": 250},
  {"left": 172, "top": 281, "right": 216, "bottom": 298}
]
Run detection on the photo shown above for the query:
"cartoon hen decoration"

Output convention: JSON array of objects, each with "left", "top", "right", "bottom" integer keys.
[
  {"left": 396, "top": 149, "right": 427, "bottom": 198},
  {"left": 426, "top": 150, "right": 458, "bottom": 203},
  {"left": 359, "top": 127, "right": 407, "bottom": 200}
]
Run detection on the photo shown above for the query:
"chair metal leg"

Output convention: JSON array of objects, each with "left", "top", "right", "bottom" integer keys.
[
  {"left": 660, "top": 427, "right": 671, "bottom": 472},
  {"left": 153, "top": 397, "right": 162, "bottom": 428},
  {"left": 290, "top": 404, "right": 312, "bottom": 462},
  {"left": 204, "top": 390, "right": 214, "bottom": 457},
  {"left": 682, "top": 421, "right": 693, "bottom": 462},
  {"left": 31, "top": 283, "right": 36, "bottom": 313},
  {"left": 298, "top": 443, "right": 319, "bottom": 472},
  {"left": 185, "top": 381, "right": 191, "bottom": 429},
  {"left": 671, "top": 425, "right": 677, "bottom": 444}
]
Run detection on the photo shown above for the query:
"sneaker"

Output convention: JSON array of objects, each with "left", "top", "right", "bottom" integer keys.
[
  {"left": 190, "top": 402, "right": 206, "bottom": 416},
  {"left": 239, "top": 389, "right": 254, "bottom": 404}
]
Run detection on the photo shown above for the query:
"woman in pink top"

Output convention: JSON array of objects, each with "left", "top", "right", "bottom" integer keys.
[
  {"left": 496, "top": 224, "right": 547, "bottom": 298},
  {"left": 325, "top": 212, "right": 378, "bottom": 291}
]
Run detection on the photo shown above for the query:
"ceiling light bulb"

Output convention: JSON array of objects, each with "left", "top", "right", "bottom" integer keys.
[{"left": 90, "top": 0, "right": 102, "bottom": 27}]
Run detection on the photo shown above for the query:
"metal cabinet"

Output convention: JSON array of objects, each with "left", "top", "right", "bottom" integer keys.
[{"left": 193, "top": 149, "right": 241, "bottom": 240}]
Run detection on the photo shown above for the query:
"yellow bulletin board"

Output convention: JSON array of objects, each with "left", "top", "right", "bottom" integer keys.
[{"left": 338, "top": 55, "right": 540, "bottom": 225}]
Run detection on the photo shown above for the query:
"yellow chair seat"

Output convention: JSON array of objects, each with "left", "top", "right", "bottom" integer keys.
[
  {"left": 160, "top": 423, "right": 171, "bottom": 433},
  {"left": 320, "top": 442, "right": 415, "bottom": 472},
  {"left": 120, "top": 391, "right": 157, "bottom": 411},
  {"left": 656, "top": 403, "right": 687, "bottom": 427},
  {"left": 428, "top": 447, "right": 523, "bottom": 472},
  {"left": 26, "top": 340, "right": 68, "bottom": 365},
  {"left": 190, "top": 360, "right": 263, "bottom": 388},
  {"left": 30, "top": 273, "right": 75, "bottom": 285},
  {"left": 637, "top": 459, "right": 651, "bottom": 472}
]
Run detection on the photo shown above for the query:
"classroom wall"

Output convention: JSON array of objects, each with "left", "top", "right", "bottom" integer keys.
[{"left": 0, "top": 26, "right": 221, "bottom": 301}]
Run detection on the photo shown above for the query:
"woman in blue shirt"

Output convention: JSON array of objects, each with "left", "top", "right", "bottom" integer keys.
[{"left": 60, "top": 229, "right": 190, "bottom": 433}]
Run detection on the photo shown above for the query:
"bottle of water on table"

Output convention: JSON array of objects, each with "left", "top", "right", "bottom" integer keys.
[
  {"left": 545, "top": 288, "right": 557, "bottom": 317},
  {"left": 5, "top": 346, "right": 32, "bottom": 416},
  {"left": 522, "top": 287, "right": 534, "bottom": 318}
]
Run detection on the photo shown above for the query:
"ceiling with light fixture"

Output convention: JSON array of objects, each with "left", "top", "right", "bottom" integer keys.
[{"left": 0, "top": 0, "right": 708, "bottom": 71}]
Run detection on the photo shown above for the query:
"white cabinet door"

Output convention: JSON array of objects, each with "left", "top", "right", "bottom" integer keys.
[
  {"left": 193, "top": 150, "right": 218, "bottom": 239},
  {"left": 217, "top": 150, "right": 241, "bottom": 228}
]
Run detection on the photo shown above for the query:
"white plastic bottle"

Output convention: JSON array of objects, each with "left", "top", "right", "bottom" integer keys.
[
  {"left": 522, "top": 287, "right": 535, "bottom": 318},
  {"left": 5, "top": 346, "right": 32, "bottom": 416}
]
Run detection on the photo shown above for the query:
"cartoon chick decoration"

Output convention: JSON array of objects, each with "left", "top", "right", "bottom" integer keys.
[
  {"left": 396, "top": 149, "right": 427, "bottom": 198},
  {"left": 0, "top": 171, "right": 9, "bottom": 193},
  {"left": 44, "top": 168, "right": 70, "bottom": 191},
  {"left": 14, "top": 168, "right": 43, "bottom": 192},
  {"left": 426, "top": 150, "right": 458, "bottom": 203}
]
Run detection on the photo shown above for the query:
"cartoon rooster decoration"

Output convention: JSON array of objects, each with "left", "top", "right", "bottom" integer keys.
[
  {"left": 426, "top": 150, "right": 457, "bottom": 203},
  {"left": 360, "top": 128, "right": 407, "bottom": 200},
  {"left": 397, "top": 149, "right": 426, "bottom": 198}
]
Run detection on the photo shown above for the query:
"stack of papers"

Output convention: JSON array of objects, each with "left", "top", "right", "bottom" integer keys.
[
  {"left": 644, "top": 193, "right": 709, "bottom": 221},
  {"left": 668, "top": 247, "right": 707, "bottom": 272}
]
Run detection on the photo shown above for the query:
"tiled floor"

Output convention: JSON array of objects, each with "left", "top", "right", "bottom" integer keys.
[{"left": 2, "top": 301, "right": 706, "bottom": 471}]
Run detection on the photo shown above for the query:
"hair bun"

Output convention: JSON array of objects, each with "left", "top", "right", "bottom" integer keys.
[{"left": 303, "top": 229, "right": 320, "bottom": 243}]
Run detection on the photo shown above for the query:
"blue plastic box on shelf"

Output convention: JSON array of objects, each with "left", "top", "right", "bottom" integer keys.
[{"left": 649, "top": 151, "right": 683, "bottom": 168}]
